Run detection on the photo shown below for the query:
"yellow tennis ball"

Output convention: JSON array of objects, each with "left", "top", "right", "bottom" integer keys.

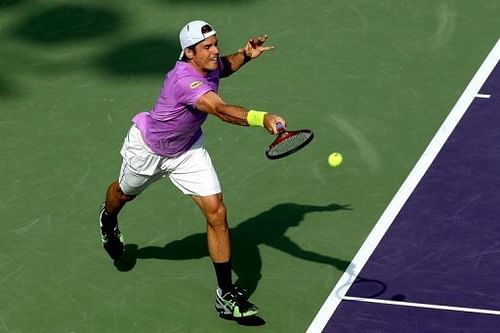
[{"left": 328, "top": 152, "right": 343, "bottom": 167}]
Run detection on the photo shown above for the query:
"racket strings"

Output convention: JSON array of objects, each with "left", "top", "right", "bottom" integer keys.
[{"left": 268, "top": 132, "right": 312, "bottom": 156}]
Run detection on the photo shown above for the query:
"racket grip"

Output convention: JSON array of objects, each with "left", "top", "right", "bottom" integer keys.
[{"left": 276, "top": 122, "right": 285, "bottom": 133}]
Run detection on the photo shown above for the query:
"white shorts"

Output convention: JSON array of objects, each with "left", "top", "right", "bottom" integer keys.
[{"left": 118, "top": 125, "right": 221, "bottom": 197}]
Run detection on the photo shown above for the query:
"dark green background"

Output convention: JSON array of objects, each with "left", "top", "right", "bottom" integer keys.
[{"left": 1, "top": 0, "right": 499, "bottom": 332}]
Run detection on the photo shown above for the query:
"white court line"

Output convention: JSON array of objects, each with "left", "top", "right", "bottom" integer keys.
[
  {"left": 307, "top": 38, "right": 500, "bottom": 333},
  {"left": 342, "top": 296, "right": 500, "bottom": 316},
  {"left": 476, "top": 93, "right": 491, "bottom": 98}
]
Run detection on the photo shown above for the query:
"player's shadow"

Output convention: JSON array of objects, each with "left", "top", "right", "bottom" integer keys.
[
  {"left": 339, "top": 274, "right": 407, "bottom": 302},
  {"left": 115, "top": 202, "right": 352, "bottom": 297},
  {"left": 0, "top": 77, "right": 17, "bottom": 99},
  {"left": 95, "top": 37, "right": 179, "bottom": 77},
  {"left": 0, "top": 0, "right": 30, "bottom": 9},
  {"left": 10, "top": 4, "right": 122, "bottom": 44}
]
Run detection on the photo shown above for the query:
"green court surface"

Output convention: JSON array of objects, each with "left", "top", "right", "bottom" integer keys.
[{"left": 1, "top": 1, "right": 499, "bottom": 332}]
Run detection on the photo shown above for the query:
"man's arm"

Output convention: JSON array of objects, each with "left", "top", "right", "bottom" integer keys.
[
  {"left": 220, "top": 35, "right": 274, "bottom": 78},
  {"left": 196, "top": 91, "right": 285, "bottom": 134}
]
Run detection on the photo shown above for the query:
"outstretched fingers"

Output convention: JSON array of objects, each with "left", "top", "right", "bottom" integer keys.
[{"left": 244, "top": 34, "right": 274, "bottom": 59}]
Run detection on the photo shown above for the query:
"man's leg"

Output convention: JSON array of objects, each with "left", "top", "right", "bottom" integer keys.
[
  {"left": 99, "top": 181, "right": 135, "bottom": 259},
  {"left": 100, "top": 125, "right": 160, "bottom": 259},
  {"left": 191, "top": 193, "right": 232, "bottom": 289},
  {"left": 191, "top": 193, "right": 230, "bottom": 262},
  {"left": 192, "top": 193, "right": 258, "bottom": 318},
  {"left": 105, "top": 180, "right": 135, "bottom": 215}
]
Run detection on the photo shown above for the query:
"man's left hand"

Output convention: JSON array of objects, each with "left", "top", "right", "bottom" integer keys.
[{"left": 239, "top": 35, "right": 274, "bottom": 60}]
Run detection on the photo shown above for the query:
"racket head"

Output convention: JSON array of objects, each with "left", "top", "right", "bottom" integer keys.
[{"left": 265, "top": 128, "right": 314, "bottom": 159}]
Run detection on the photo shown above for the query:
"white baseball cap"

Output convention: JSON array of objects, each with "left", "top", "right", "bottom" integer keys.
[{"left": 178, "top": 20, "right": 216, "bottom": 60}]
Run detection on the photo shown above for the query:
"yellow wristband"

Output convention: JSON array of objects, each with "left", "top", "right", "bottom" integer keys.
[{"left": 247, "top": 110, "right": 268, "bottom": 127}]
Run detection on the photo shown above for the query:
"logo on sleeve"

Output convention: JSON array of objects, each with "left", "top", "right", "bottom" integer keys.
[{"left": 189, "top": 81, "right": 203, "bottom": 89}]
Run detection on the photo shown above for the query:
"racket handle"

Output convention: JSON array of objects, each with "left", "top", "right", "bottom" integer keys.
[{"left": 276, "top": 122, "right": 285, "bottom": 134}]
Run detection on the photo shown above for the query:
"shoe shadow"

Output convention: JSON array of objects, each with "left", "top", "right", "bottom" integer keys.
[
  {"left": 219, "top": 313, "right": 266, "bottom": 326},
  {"left": 114, "top": 202, "right": 352, "bottom": 299}
]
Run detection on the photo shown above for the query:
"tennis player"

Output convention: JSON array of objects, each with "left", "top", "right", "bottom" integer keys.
[{"left": 99, "top": 20, "right": 286, "bottom": 318}]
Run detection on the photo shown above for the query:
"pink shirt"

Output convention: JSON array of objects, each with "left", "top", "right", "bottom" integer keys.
[{"left": 133, "top": 60, "right": 222, "bottom": 156}]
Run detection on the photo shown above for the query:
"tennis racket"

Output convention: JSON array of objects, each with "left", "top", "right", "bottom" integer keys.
[{"left": 265, "top": 123, "right": 314, "bottom": 159}]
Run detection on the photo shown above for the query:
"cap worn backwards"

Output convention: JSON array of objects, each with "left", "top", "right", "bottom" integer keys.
[{"left": 179, "top": 20, "right": 216, "bottom": 60}]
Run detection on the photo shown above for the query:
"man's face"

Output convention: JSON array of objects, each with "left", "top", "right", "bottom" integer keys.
[{"left": 190, "top": 35, "right": 220, "bottom": 74}]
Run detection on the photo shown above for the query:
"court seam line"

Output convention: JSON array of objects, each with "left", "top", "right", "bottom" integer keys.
[
  {"left": 342, "top": 296, "right": 500, "bottom": 316},
  {"left": 306, "top": 38, "right": 500, "bottom": 333}
]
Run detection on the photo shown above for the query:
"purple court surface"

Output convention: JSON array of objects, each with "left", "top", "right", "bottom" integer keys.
[{"left": 308, "top": 40, "right": 500, "bottom": 333}]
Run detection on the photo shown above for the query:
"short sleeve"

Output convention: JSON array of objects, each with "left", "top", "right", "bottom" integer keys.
[{"left": 174, "top": 76, "right": 214, "bottom": 108}]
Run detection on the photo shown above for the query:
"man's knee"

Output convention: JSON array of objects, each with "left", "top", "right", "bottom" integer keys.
[
  {"left": 111, "top": 181, "right": 137, "bottom": 202},
  {"left": 206, "top": 201, "right": 227, "bottom": 227}
]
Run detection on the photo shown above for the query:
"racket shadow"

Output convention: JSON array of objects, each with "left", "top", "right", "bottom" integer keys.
[{"left": 114, "top": 202, "right": 352, "bottom": 296}]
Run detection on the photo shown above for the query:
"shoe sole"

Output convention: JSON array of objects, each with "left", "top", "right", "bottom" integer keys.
[{"left": 215, "top": 302, "right": 258, "bottom": 318}]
